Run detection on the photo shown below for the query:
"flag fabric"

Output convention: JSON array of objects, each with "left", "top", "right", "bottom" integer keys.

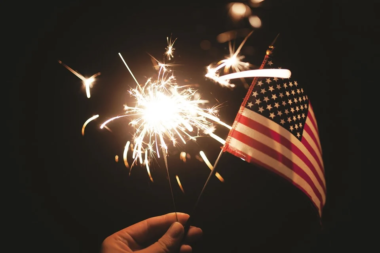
[{"left": 223, "top": 53, "right": 326, "bottom": 216}]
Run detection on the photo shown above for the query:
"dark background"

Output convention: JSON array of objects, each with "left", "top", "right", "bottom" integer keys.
[{"left": 7, "top": 0, "right": 368, "bottom": 252}]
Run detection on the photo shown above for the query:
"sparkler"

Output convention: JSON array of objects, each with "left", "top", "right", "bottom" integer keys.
[
  {"left": 100, "top": 53, "right": 231, "bottom": 170},
  {"left": 99, "top": 48, "right": 232, "bottom": 220},
  {"left": 58, "top": 60, "right": 100, "bottom": 98},
  {"left": 206, "top": 31, "right": 290, "bottom": 88},
  {"left": 206, "top": 31, "right": 253, "bottom": 88}
]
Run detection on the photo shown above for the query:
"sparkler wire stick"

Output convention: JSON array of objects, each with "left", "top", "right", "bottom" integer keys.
[
  {"left": 162, "top": 147, "right": 178, "bottom": 222},
  {"left": 182, "top": 34, "right": 280, "bottom": 240}
]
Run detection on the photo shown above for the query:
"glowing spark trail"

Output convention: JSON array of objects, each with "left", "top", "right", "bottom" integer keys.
[
  {"left": 199, "top": 151, "right": 224, "bottom": 182},
  {"left": 82, "top": 114, "right": 99, "bottom": 136},
  {"left": 58, "top": 60, "right": 100, "bottom": 98},
  {"left": 176, "top": 175, "right": 185, "bottom": 193},
  {"left": 206, "top": 31, "right": 291, "bottom": 88},
  {"left": 206, "top": 31, "right": 253, "bottom": 88}
]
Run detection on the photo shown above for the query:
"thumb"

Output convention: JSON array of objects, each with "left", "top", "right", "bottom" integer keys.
[{"left": 140, "top": 222, "right": 184, "bottom": 253}]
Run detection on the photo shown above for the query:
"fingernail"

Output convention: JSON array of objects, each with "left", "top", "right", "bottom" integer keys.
[{"left": 168, "top": 222, "right": 183, "bottom": 238}]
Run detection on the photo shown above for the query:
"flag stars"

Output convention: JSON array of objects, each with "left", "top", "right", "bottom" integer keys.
[
  {"left": 261, "top": 88, "right": 266, "bottom": 94},
  {"left": 266, "top": 78, "right": 271, "bottom": 84},
  {"left": 294, "top": 98, "right": 298, "bottom": 103},
  {"left": 287, "top": 117, "right": 292, "bottom": 123},
  {"left": 282, "top": 101, "right": 287, "bottom": 106},
  {"left": 295, "top": 124, "right": 299, "bottom": 130},
  {"left": 299, "top": 97, "right": 303, "bottom": 102},
  {"left": 255, "top": 98, "right": 261, "bottom": 105},
  {"left": 258, "top": 81, "right": 263, "bottom": 86},
  {"left": 290, "top": 125, "right": 294, "bottom": 131},
  {"left": 289, "top": 82, "right": 293, "bottom": 87},
  {"left": 285, "top": 109, "right": 290, "bottom": 114},
  {"left": 302, "top": 113, "right": 305, "bottom": 118},
  {"left": 288, "top": 99, "right": 293, "bottom": 105},
  {"left": 269, "top": 86, "right": 274, "bottom": 92},
  {"left": 296, "top": 106, "right": 300, "bottom": 112},
  {"left": 252, "top": 91, "right": 258, "bottom": 97},
  {"left": 272, "top": 94, "right": 277, "bottom": 100},
  {"left": 291, "top": 90, "right": 296, "bottom": 95},
  {"left": 279, "top": 93, "right": 284, "bottom": 98},
  {"left": 290, "top": 107, "right": 295, "bottom": 113},
  {"left": 297, "top": 114, "right": 301, "bottom": 120},
  {"left": 294, "top": 81, "right": 298, "bottom": 86},
  {"left": 269, "top": 112, "right": 275, "bottom": 119},
  {"left": 258, "top": 107, "right": 264, "bottom": 113},
  {"left": 304, "top": 103, "right": 308, "bottom": 108},
  {"left": 301, "top": 88, "right": 304, "bottom": 93},
  {"left": 273, "top": 77, "right": 278, "bottom": 82},
  {"left": 263, "top": 96, "right": 270, "bottom": 102},
  {"left": 276, "top": 84, "right": 282, "bottom": 89},
  {"left": 300, "top": 105, "right": 304, "bottom": 110},
  {"left": 274, "top": 102, "right": 280, "bottom": 108},
  {"left": 286, "top": 91, "right": 290, "bottom": 96},
  {"left": 277, "top": 111, "right": 283, "bottom": 116},
  {"left": 266, "top": 104, "right": 273, "bottom": 111},
  {"left": 268, "top": 61, "right": 273, "bottom": 66},
  {"left": 283, "top": 83, "right": 288, "bottom": 88},
  {"left": 293, "top": 116, "right": 297, "bottom": 121},
  {"left": 280, "top": 119, "right": 285, "bottom": 124},
  {"left": 303, "top": 96, "right": 306, "bottom": 100},
  {"left": 299, "top": 123, "right": 302, "bottom": 127},
  {"left": 297, "top": 89, "right": 301, "bottom": 94},
  {"left": 297, "top": 132, "right": 301, "bottom": 138},
  {"left": 247, "top": 102, "right": 253, "bottom": 108}
]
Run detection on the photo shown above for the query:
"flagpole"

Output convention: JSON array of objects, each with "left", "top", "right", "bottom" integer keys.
[{"left": 181, "top": 34, "right": 280, "bottom": 241}]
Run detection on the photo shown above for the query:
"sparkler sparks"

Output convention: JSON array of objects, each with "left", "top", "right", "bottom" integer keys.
[
  {"left": 58, "top": 60, "right": 100, "bottom": 98},
  {"left": 100, "top": 53, "right": 231, "bottom": 172},
  {"left": 199, "top": 151, "right": 224, "bottom": 182},
  {"left": 206, "top": 31, "right": 291, "bottom": 87},
  {"left": 206, "top": 32, "right": 253, "bottom": 88},
  {"left": 165, "top": 36, "right": 177, "bottom": 60}
]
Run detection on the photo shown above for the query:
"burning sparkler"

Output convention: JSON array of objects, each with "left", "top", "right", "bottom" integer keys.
[
  {"left": 58, "top": 60, "right": 100, "bottom": 98},
  {"left": 206, "top": 31, "right": 253, "bottom": 88},
  {"left": 100, "top": 53, "right": 231, "bottom": 171},
  {"left": 206, "top": 31, "right": 290, "bottom": 88}
]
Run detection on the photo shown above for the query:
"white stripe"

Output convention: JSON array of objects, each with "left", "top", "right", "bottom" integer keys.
[
  {"left": 233, "top": 121, "right": 326, "bottom": 204},
  {"left": 228, "top": 137, "right": 322, "bottom": 212},
  {"left": 241, "top": 108, "right": 326, "bottom": 190},
  {"left": 308, "top": 104, "right": 319, "bottom": 131},
  {"left": 302, "top": 129, "right": 324, "bottom": 170},
  {"left": 306, "top": 107, "right": 322, "bottom": 153}
]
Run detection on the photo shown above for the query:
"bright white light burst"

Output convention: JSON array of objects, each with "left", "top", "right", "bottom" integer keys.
[{"left": 100, "top": 54, "right": 230, "bottom": 168}]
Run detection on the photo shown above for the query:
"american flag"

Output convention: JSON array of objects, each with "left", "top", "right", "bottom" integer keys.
[{"left": 223, "top": 53, "right": 326, "bottom": 216}]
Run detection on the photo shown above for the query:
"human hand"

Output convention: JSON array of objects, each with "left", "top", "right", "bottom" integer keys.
[{"left": 101, "top": 213, "right": 202, "bottom": 253}]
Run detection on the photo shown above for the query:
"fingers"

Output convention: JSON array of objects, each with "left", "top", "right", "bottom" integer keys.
[
  {"left": 137, "top": 222, "right": 184, "bottom": 253},
  {"left": 184, "top": 226, "right": 203, "bottom": 244},
  {"left": 119, "top": 212, "right": 189, "bottom": 245},
  {"left": 179, "top": 244, "right": 192, "bottom": 253}
]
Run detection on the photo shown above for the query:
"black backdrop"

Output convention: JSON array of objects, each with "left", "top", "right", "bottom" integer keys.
[{"left": 7, "top": 0, "right": 368, "bottom": 252}]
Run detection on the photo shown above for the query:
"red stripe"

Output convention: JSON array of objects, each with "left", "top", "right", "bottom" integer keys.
[
  {"left": 237, "top": 112, "right": 326, "bottom": 193},
  {"left": 307, "top": 102, "right": 319, "bottom": 135},
  {"left": 229, "top": 130, "right": 324, "bottom": 203},
  {"left": 302, "top": 123, "right": 324, "bottom": 170},
  {"left": 224, "top": 145, "right": 322, "bottom": 214}
]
